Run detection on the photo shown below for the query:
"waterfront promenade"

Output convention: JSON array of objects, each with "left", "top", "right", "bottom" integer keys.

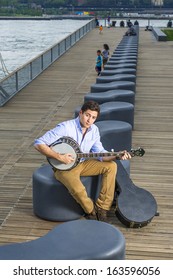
[{"left": 0, "top": 26, "right": 173, "bottom": 259}]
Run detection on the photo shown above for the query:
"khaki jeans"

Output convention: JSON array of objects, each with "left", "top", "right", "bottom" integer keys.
[{"left": 54, "top": 159, "right": 117, "bottom": 214}]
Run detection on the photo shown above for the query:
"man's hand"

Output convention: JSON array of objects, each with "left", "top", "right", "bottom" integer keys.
[
  {"left": 121, "top": 150, "right": 131, "bottom": 160},
  {"left": 58, "top": 153, "right": 75, "bottom": 164}
]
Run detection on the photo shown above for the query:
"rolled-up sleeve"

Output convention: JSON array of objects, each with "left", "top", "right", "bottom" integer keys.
[{"left": 34, "top": 124, "right": 67, "bottom": 146}]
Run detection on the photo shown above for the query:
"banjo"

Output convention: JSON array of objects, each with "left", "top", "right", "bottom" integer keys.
[{"left": 47, "top": 136, "right": 145, "bottom": 171}]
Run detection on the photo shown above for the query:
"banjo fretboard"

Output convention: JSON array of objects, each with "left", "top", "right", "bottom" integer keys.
[{"left": 77, "top": 151, "right": 125, "bottom": 159}]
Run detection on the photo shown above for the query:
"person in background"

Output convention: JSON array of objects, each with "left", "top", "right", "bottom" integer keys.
[
  {"left": 120, "top": 20, "right": 125, "bottom": 27},
  {"left": 34, "top": 101, "right": 131, "bottom": 223},
  {"left": 134, "top": 20, "right": 139, "bottom": 26},
  {"left": 95, "top": 17, "right": 99, "bottom": 27},
  {"left": 127, "top": 19, "right": 132, "bottom": 27},
  {"left": 95, "top": 50, "right": 102, "bottom": 76},
  {"left": 125, "top": 24, "right": 136, "bottom": 36},
  {"left": 99, "top": 25, "right": 103, "bottom": 34},
  {"left": 107, "top": 15, "right": 111, "bottom": 28},
  {"left": 167, "top": 19, "right": 172, "bottom": 28},
  {"left": 101, "top": 44, "right": 110, "bottom": 69}
]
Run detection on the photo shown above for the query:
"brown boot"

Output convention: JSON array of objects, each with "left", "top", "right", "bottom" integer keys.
[
  {"left": 96, "top": 207, "right": 108, "bottom": 222},
  {"left": 85, "top": 204, "right": 99, "bottom": 221},
  {"left": 95, "top": 206, "right": 114, "bottom": 224}
]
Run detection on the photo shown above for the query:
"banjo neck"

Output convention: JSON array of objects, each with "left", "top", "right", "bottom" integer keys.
[
  {"left": 75, "top": 147, "right": 145, "bottom": 159},
  {"left": 77, "top": 151, "right": 126, "bottom": 159}
]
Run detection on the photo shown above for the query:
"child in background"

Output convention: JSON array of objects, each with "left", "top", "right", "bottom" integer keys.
[
  {"left": 99, "top": 25, "right": 103, "bottom": 34},
  {"left": 95, "top": 50, "right": 102, "bottom": 76},
  {"left": 102, "top": 44, "right": 110, "bottom": 69}
]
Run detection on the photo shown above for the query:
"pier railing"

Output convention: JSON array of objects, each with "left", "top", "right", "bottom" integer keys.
[{"left": 0, "top": 19, "right": 95, "bottom": 107}]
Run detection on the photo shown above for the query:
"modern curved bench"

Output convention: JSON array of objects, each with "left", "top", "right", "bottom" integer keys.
[
  {"left": 90, "top": 80, "right": 135, "bottom": 93},
  {"left": 118, "top": 42, "right": 138, "bottom": 46},
  {"left": 104, "top": 63, "right": 137, "bottom": 70},
  {"left": 96, "top": 74, "right": 136, "bottom": 83},
  {"left": 99, "top": 101, "right": 134, "bottom": 128},
  {"left": 84, "top": 89, "right": 135, "bottom": 105},
  {"left": 110, "top": 55, "right": 137, "bottom": 60},
  {"left": 75, "top": 101, "right": 134, "bottom": 128},
  {"left": 95, "top": 120, "right": 132, "bottom": 152},
  {"left": 33, "top": 164, "right": 100, "bottom": 222},
  {"left": 107, "top": 59, "right": 137, "bottom": 65},
  {"left": 0, "top": 220, "right": 126, "bottom": 260},
  {"left": 101, "top": 69, "right": 136, "bottom": 76},
  {"left": 116, "top": 46, "right": 138, "bottom": 51},
  {"left": 113, "top": 51, "right": 137, "bottom": 56},
  {"left": 111, "top": 53, "right": 137, "bottom": 58}
]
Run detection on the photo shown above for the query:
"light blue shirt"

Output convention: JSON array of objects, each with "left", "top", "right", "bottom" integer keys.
[{"left": 34, "top": 117, "right": 107, "bottom": 160}]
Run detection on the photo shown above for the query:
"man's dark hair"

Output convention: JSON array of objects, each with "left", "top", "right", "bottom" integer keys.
[{"left": 81, "top": 101, "right": 100, "bottom": 116}]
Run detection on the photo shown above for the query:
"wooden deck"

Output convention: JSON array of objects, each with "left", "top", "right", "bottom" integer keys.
[{"left": 0, "top": 27, "right": 173, "bottom": 260}]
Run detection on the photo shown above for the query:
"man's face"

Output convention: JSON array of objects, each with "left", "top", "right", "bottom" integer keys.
[{"left": 79, "top": 109, "right": 98, "bottom": 129}]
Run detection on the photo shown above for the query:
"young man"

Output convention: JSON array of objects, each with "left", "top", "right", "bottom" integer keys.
[{"left": 34, "top": 101, "right": 131, "bottom": 223}]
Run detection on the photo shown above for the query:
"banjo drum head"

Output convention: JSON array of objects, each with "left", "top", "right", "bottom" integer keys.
[{"left": 48, "top": 138, "right": 78, "bottom": 170}]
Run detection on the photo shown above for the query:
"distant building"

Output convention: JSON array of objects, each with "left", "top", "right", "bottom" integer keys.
[
  {"left": 151, "top": 0, "right": 164, "bottom": 6},
  {"left": 76, "top": 1, "right": 167, "bottom": 8},
  {"left": 78, "top": 0, "right": 85, "bottom": 5}
]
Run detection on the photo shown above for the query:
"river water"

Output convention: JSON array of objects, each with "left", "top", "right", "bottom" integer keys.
[
  {"left": 0, "top": 18, "right": 171, "bottom": 80},
  {"left": 0, "top": 19, "right": 90, "bottom": 80}
]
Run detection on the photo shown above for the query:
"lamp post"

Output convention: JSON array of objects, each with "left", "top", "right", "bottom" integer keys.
[{"left": 70, "top": 4, "right": 74, "bottom": 15}]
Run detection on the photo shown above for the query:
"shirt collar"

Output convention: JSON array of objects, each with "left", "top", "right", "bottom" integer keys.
[{"left": 75, "top": 116, "right": 92, "bottom": 132}]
